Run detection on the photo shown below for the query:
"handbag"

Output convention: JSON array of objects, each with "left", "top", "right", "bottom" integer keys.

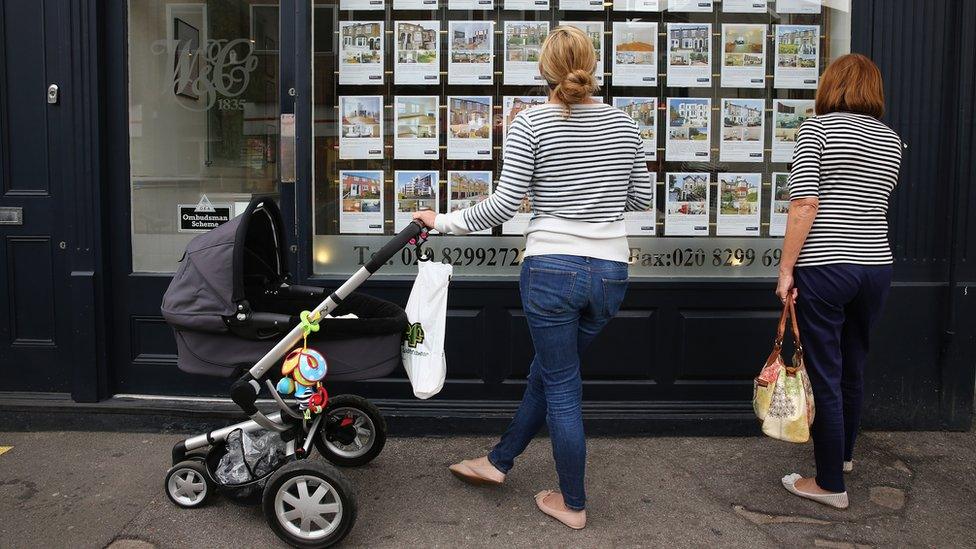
[{"left": 753, "top": 298, "right": 815, "bottom": 443}]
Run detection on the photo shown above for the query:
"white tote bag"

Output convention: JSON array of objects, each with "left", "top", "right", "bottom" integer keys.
[{"left": 401, "top": 260, "right": 452, "bottom": 399}]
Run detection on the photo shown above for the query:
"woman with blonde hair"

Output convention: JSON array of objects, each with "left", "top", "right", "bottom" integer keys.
[
  {"left": 777, "top": 53, "right": 903, "bottom": 509},
  {"left": 413, "top": 26, "right": 652, "bottom": 529}
]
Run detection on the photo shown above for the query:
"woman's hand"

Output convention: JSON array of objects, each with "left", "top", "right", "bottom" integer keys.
[
  {"left": 776, "top": 270, "right": 798, "bottom": 304},
  {"left": 412, "top": 210, "right": 437, "bottom": 230}
]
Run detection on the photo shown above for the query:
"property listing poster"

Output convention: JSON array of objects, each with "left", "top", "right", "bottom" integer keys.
[
  {"left": 774, "top": 25, "right": 820, "bottom": 89},
  {"left": 612, "top": 22, "right": 658, "bottom": 87},
  {"left": 665, "top": 172, "right": 710, "bottom": 236},
  {"left": 560, "top": 0, "right": 604, "bottom": 10},
  {"left": 394, "top": 171, "right": 439, "bottom": 232},
  {"left": 447, "top": 171, "right": 493, "bottom": 235},
  {"left": 723, "top": 0, "right": 767, "bottom": 12},
  {"left": 624, "top": 171, "right": 657, "bottom": 236},
  {"left": 720, "top": 98, "right": 765, "bottom": 163},
  {"left": 450, "top": 0, "right": 494, "bottom": 7},
  {"left": 394, "top": 0, "right": 437, "bottom": 7},
  {"left": 504, "top": 22, "right": 549, "bottom": 85},
  {"left": 395, "top": 21, "right": 440, "bottom": 85},
  {"left": 777, "top": 0, "right": 821, "bottom": 14},
  {"left": 502, "top": 197, "right": 533, "bottom": 235},
  {"left": 614, "top": 97, "right": 658, "bottom": 161},
  {"left": 668, "top": 0, "right": 713, "bottom": 12},
  {"left": 339, "top": 21, "right": 384, "bottom": 85},
  {"left": 716, "top": 173, "right": 762, "bottom": 236},
  {"left": 394, "top": 96, "right": 439, "bottom": 160},
  {"left": 340, "top": 0, "right": 384, "bottom": 9},
  {"left": 561, "top": 21, "right": 604, "bottom": 85},
  {"left": 449, "top": 0, "right": 494, "bottom": 6},
  {"left": 339, "top": 170, "right": 384, "bottom": 234},
  {"left": 449, "top": 21, "right": 494, "bottom": 85},
  {"left": 448, "top": 96, "right": 493, "bottom": 160},
  {"left": 503, "top": 96, "right": 547, "bottom": 151},
  {"left": 505, "top": 0, "right": 549, "bottom": 9},
  {"left": 769, "top": 172, "right": 790, "bottom": 236},
  {"left": 667, "top": 23, "right": 712, "bottom": 87},
  {"left": 666, "top": 97, "right": 711, "bottom": 162},
  {"left": 339, "top": 95, "right": 384, "bottom": 159},
  {"left": 721, "top": 24, "right": 767, "bottom": 88},
  {"left": 772, "top": 99, "right": 815, "bottom": 162},
  {"left": 612, "top": 0, "right": 660, "bottom": 10}
]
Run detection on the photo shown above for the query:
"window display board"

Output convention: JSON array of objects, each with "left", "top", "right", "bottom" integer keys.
[{"left": 313, "top": 0, "right": 838, "bottom": 277}]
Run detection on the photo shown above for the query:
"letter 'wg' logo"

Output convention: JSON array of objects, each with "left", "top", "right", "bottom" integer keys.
[{"left": 405, "top": 322, "right": 425, "bottom": 349}]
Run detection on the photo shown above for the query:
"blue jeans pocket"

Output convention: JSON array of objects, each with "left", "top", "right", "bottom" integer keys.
[
  {"left": 602, "top": 277, "right": 628, "bottom": 318},
  {"left": 526, "top": 267, "right": 577, "bottom": 315}
]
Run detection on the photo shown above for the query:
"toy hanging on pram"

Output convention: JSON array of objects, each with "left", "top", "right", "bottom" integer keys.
[{"left": 276, "top": 311, "right": 329, "bottom": 418}]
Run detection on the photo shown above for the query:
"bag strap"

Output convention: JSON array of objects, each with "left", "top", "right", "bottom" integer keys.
[{"left": 774, "top": 298, "right": 802, "bottom": 353}]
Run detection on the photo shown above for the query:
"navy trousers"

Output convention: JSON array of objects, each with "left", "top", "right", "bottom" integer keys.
[{"left": 793, "top": 263, "right": 892, "bottom": 493}]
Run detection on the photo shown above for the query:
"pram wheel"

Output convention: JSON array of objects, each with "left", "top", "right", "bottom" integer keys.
[
  {"left": 165, "top": 459, "right": 214, "bottom": 509},
  {"left": 314, "top": 394, "right": 387, "bottom": 467},
  {"left": 263, "top": 460, "right": 357, "bottom": 548}
]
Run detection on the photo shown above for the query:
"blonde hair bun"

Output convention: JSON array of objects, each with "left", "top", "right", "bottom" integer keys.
[{"left": 539, "top": 26, "right": 599, "bottom": 110}]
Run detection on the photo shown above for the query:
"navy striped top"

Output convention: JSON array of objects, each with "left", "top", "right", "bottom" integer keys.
[{"left": 788, "top": 112, "right": 903, "bottom": 266}]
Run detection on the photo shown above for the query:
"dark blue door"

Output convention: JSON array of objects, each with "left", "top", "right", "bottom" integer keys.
[{"left": 0, "top": 0, "right": 72, "bottom": 392}]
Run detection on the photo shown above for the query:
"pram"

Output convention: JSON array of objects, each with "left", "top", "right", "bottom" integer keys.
[{"left": 160, "top": 196, "right": 429, "bottom": 547}]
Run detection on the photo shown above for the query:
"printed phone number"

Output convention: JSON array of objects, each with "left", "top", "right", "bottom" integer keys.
[
  {"left": 631, "top": 247, "right": 783, "bottom": 268},
  {"left": 355, "top": 245, "right": 782, "bottom": 269}
]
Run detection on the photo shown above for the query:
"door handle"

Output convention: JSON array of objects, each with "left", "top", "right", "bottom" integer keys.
[{"left": 47, "top": 84, "right": 59, "bottom": 104}]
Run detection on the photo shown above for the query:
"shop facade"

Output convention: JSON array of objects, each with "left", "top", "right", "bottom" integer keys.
[{"left": 0, "top": 0, "right": 973, "bottom": 431}]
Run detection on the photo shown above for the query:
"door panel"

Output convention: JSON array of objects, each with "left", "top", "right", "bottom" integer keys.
[{"left": 0, "top": 0, "right": 71, "bottom": 393}]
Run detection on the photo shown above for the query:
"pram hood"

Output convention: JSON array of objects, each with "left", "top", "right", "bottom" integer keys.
[
  {"left": 161, "top": 196, "right": 287, "bottom": 334},
  {"left": 162, "top": 196, "right": 409, "bottom": 379}
]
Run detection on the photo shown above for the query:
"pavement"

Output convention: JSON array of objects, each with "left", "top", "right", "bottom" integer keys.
[{"left": 0, "top": 428, "right": 974, "bottom": 548}]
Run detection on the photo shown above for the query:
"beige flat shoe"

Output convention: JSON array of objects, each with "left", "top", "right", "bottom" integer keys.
[
  {"left": 534, "top": 490, "right": 586, "bottom": 530},
  {"left": 448, "top": 457, "right": 505, "bottom": 486},
  {"left": 782, "top": 473, "right": 849, "bottom": 509}
]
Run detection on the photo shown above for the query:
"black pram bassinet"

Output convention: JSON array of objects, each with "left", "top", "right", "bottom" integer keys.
[{"left": 161, "top": 196, "right": 407, "bottom": 380}]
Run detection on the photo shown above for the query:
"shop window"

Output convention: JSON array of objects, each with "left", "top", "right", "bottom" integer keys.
[
  {"left": 128, "top": 0, "right": 280, "bottom": 272},
  {"left": 310, "top": 0, "right": 851, "bottom": 278}
]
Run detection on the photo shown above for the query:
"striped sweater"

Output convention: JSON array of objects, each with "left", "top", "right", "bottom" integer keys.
[
  {"left": 788, "top": 112, "right": 903, "bottom": 266},
  {"left": 434, "top": 102, "right": 654, "bottom": 263}
]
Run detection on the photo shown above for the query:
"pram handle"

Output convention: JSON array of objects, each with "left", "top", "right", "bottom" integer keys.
[
  {"left": 364, "top": 220, "right": 425, "bottom": 274},
  {"left": 229, "top": 220, "right": 429, "bottom": 424}
]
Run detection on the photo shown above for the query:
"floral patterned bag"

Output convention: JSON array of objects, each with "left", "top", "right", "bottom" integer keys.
[{"left": 753, "top": 298, "right": 815, "bottom": 443}]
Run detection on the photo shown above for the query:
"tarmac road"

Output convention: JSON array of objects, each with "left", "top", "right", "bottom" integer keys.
[{"left": 0, "top": 428, "right": 974, "bottom": 548}]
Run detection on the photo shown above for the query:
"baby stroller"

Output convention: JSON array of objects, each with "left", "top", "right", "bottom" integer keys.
[{"left": 160, "top": 196, "right": 428, "bottom": 547}]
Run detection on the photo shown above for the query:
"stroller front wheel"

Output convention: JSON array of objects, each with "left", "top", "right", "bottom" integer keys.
[
  {"left": 164, "top": 459, "right": 213, "bottom": 509},
  {"left": 314, "top": 394, "right": 387, "bottom": 467},
  {"left": 263, "top": 460, "right": 357, "bottom": 548}
]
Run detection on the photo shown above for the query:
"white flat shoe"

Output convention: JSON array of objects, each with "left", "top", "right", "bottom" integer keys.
[
  {"left": 843, "top": 460, "right": 853, "bottom": 473},
  {"left": 782, "top": 473, "right": 849, "bottom": 509}
]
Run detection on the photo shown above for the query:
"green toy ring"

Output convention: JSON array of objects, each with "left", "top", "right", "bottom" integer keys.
[{"left": 299, "top": 310, "right": 320, "bottom": 336}]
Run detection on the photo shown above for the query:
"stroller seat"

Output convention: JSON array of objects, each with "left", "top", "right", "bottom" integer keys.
[{"left": 161, "top": 196, "right": 408, "bottom": 380}]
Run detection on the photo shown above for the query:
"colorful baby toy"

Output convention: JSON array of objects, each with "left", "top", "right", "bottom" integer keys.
[{"left": 276, "top": 310, "right": 329, "bottom": 418}]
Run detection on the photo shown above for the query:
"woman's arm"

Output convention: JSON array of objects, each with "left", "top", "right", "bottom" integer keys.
[
  {"left": 776, "top": 118, "right": 826, "bottom": 302},
  {"left": 625, "top": 136, "right": 653, "bottom": 212},
  {"left": 414, "top": 114, "right": 536, "bottom": 233},
  {"left": 776, "top": 197, "right": 819, "bottom": 301}
]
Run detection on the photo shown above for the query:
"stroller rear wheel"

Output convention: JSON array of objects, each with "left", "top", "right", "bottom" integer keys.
[
  {"left": 263, "top": 460, "right": 357, "bottom": 548},
  {"left": 314, "top": 394, "right": 387, "bottom": 467},
  {"left": 165, "top": 459, "right": 214, "bottom": 509}
]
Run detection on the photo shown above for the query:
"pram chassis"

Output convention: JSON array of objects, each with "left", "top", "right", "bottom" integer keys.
[{"left": 166, "top": 220, "right": 427, "bottom": 548}]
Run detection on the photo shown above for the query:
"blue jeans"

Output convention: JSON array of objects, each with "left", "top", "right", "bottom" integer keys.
[
  {"left": 487, "top": 254, "right": 629, "bottom": 511},
  {"left": 794, "top": 264, "right": 892, "bottom": 493}
]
